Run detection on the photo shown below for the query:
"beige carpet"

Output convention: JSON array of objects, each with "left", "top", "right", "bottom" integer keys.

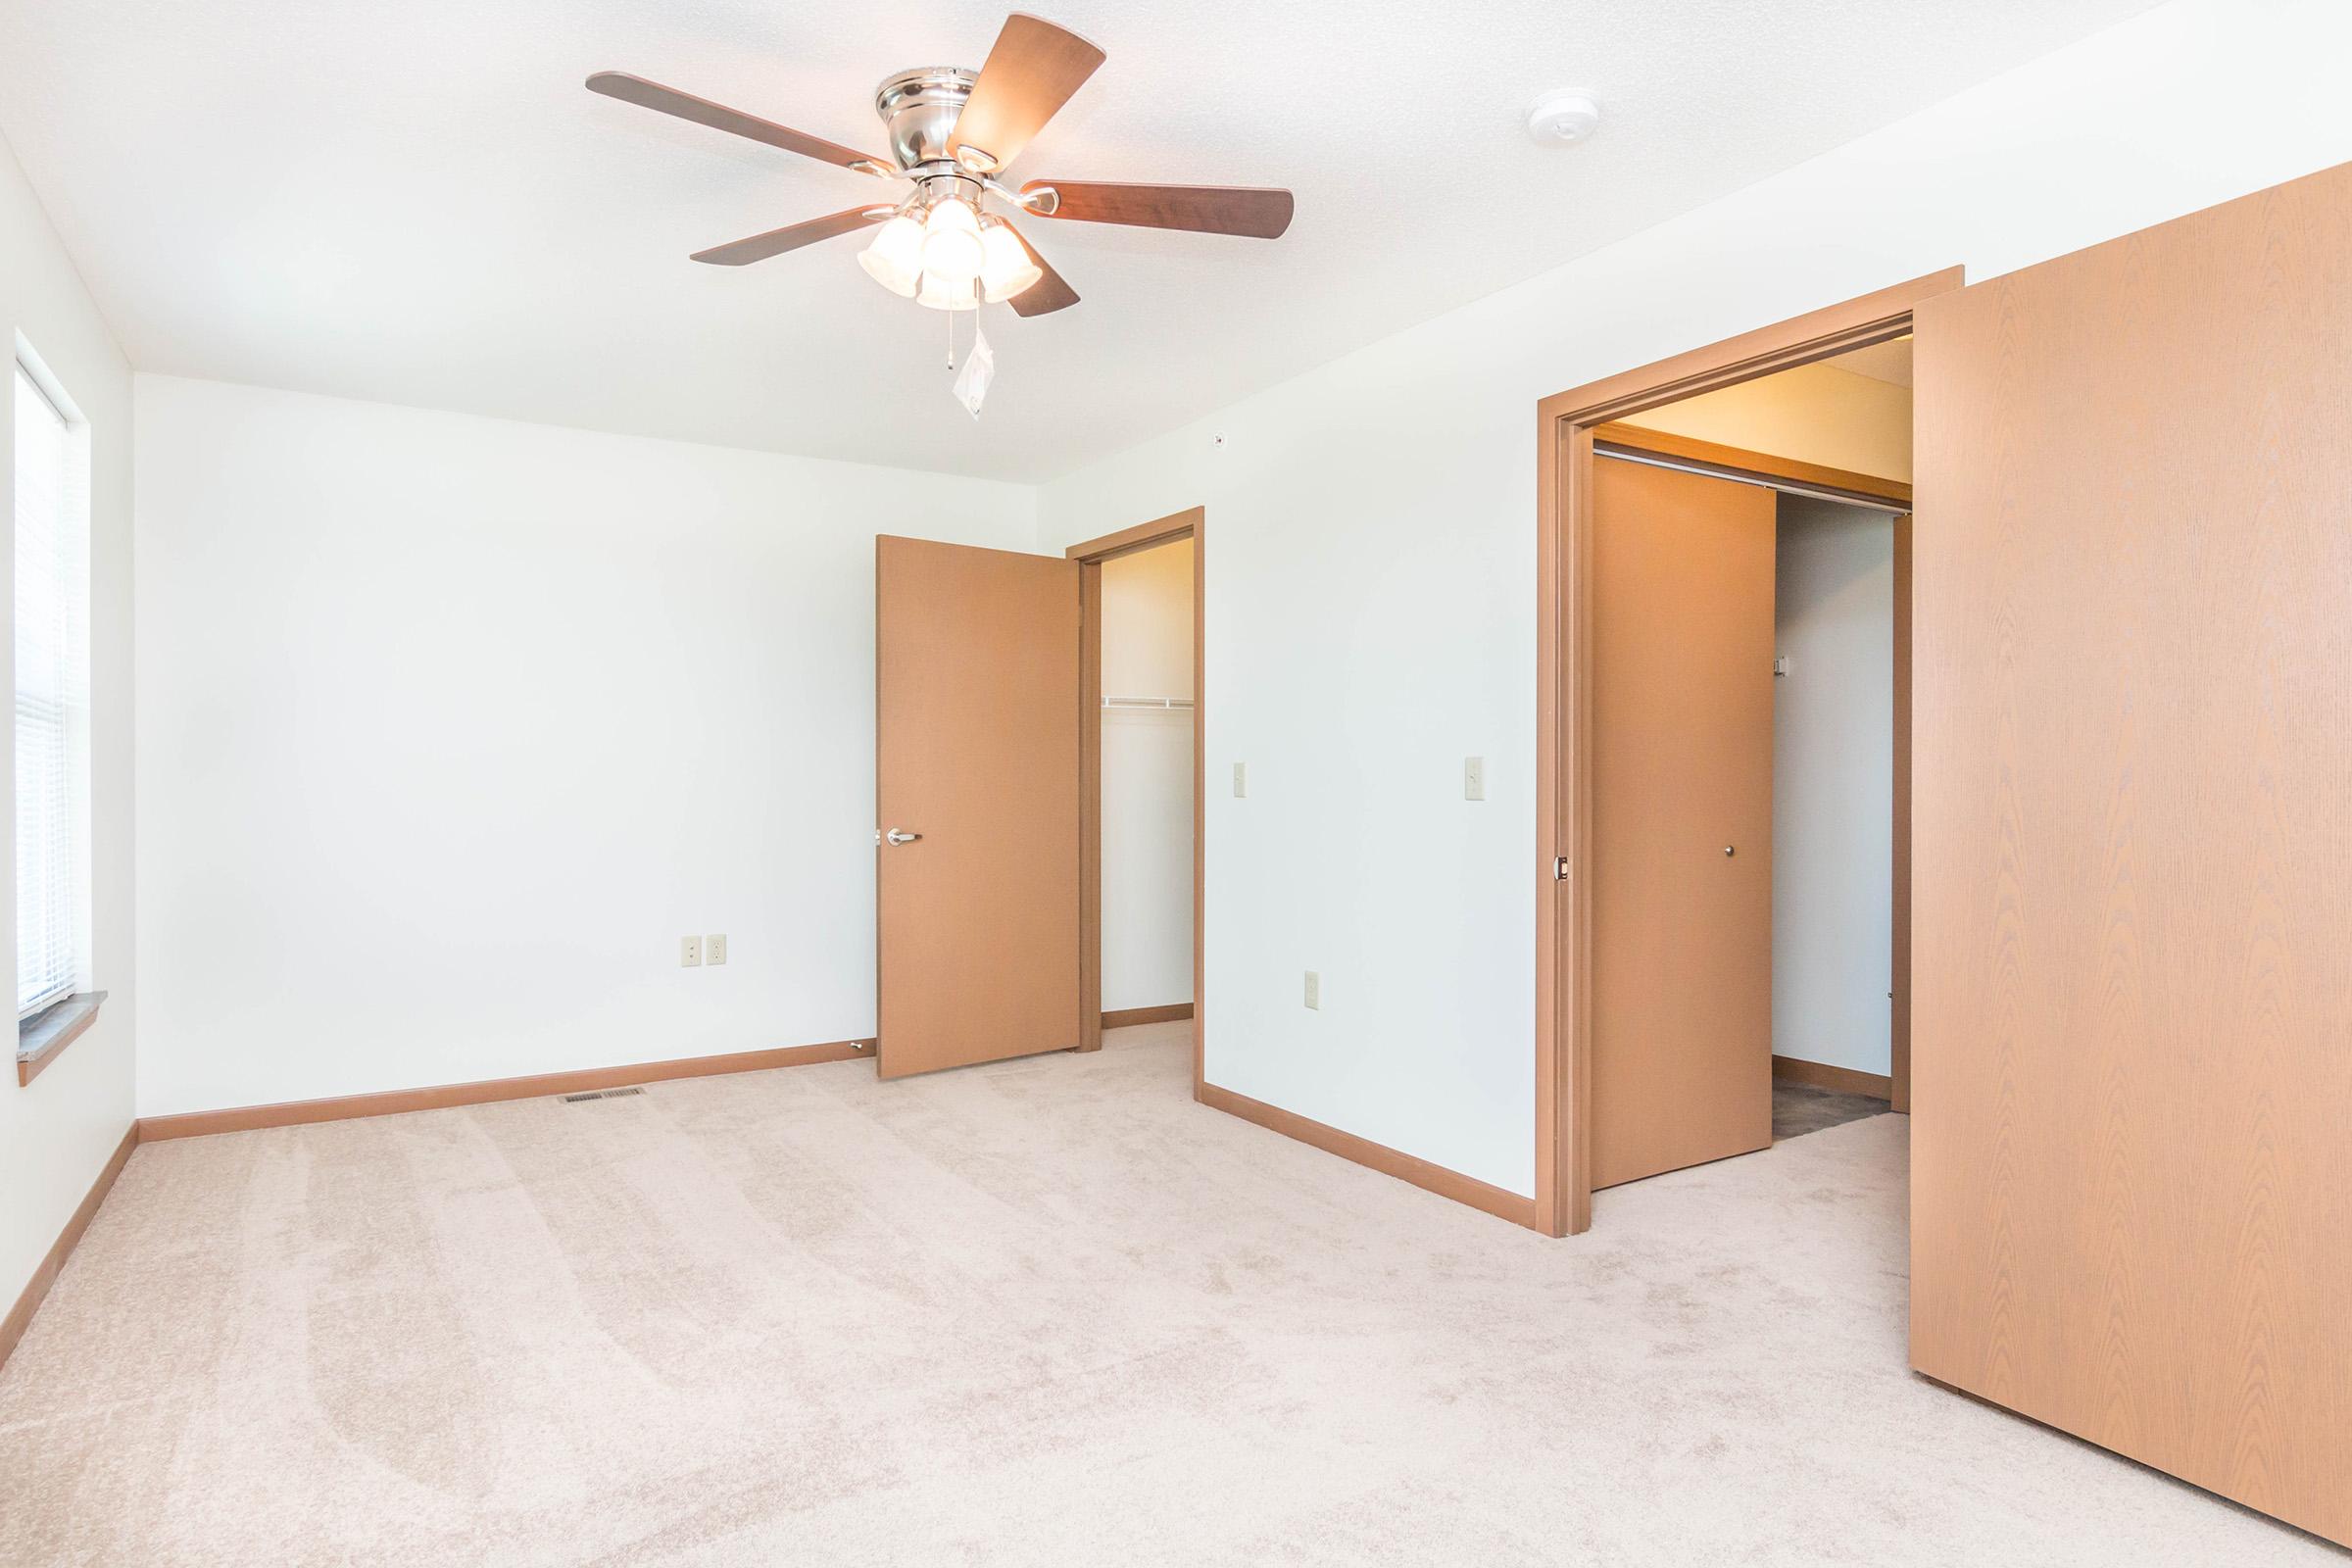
[{"left": 0, "top": 1024, "right": 2330, "bottom": 1565}]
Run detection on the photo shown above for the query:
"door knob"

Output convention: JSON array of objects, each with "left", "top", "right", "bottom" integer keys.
[
  {"left": 1723, "top": 845, "right": 1736, "bottom": 857},
  {"left": 884, "top": 828, "right": 922, "bottom": 846}
]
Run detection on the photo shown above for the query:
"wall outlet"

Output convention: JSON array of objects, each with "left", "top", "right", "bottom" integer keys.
[
  {"left": 1233, "top": 761, "right": 1248, "bottom": 798},
  {"left": 1303, "top": 970, "right": 1320, "bottom": 1009},
  {"left": 704, "top": 933, "right": 727, "bottom": 966},
  {"left": 680, "top": 935, "right": 702, "bottom": 967},
  {"left": 1464, "top": 756, "right": 1486, "bottom": 801}
]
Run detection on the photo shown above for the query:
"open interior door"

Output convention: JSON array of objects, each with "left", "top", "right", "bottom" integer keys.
[
  {"left": 1589, "top": 457, "right": 1777, "bottom": 1189},
  {"left": 875, "top": 536, "right": 1082, "bottom": 1078},
  {"left": 1910, "top": 160, "right": 2352, "bottom": 1546}
]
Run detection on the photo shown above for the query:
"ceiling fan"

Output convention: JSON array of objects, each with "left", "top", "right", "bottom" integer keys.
[{"left": 586, "top": 13, "right": 1296, "bottom": 318}]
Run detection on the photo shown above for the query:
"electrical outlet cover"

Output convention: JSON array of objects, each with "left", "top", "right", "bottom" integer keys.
[
  {"left": 680, "top": 935, "right": 702, "bottom": 967},
  {"left": 705, "top": 933, "right": 727, "bottom": 966}
]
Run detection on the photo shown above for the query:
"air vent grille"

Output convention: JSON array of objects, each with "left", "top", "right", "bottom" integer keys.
[{"left": 560, "top": 1086, "right": 646, "bottom": 1103}]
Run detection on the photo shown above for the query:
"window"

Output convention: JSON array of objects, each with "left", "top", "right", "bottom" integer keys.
[{"left": 14, "top": 356, "right": 90, "bottom": 1021}]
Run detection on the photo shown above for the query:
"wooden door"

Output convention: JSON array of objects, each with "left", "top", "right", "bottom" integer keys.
[
  {"left": 1589, "top": 458, "right": 1777, "bottom": 1190},
  {"left": 875, "top": 536, "right": 1082, "bottom": 1078},
  {"left": 1910, "top": 161, "right": 2352, "bottom": 1546}
]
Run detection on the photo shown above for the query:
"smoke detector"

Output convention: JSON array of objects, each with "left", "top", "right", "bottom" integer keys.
[{"left": 1526, "top": 91, "right": 1600, "bottom": 145}]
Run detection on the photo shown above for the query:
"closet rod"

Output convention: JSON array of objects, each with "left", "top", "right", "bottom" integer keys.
[{"left": 1593, "top": 444, "right": 1903, "bottom": 514}]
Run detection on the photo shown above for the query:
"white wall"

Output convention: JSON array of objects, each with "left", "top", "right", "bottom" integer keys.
[
  {"left": 1772, "top": 499, "right": 1894, "bottom": 1078},
  {"left": 1033, "top": 0, "right": 2352, "bottom": 1197},
  {"left": 0, "top": 131, "right": 135, "bottom": 1310},
  {"left": 133, "top": 376, "right": 1033, "bottom": 1116},
  {"left": 1100, "top": 538, "right": 1193, "bottom": 1012}
]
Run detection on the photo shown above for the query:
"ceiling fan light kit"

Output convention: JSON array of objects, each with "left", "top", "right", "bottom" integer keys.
[{"left": 586, "top": 12, "right": 1296, "bottom": 414}]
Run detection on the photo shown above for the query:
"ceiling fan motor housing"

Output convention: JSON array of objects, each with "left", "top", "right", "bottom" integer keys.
[{"left": 875, "top": 67, "right": 980, "bottom": 172}]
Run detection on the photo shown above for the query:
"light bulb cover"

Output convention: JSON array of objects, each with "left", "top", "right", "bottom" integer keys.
[
  {"left": 924, "top": 197, "right": 981, "bottom": 236},
  {"left": 919, "top": 198, "right": 986, "bottom": 284},
  {"left": 858, "top": 213, "right": 925, "bottom": 297},
  {"left": 915, "top": 271, "right": 978, "bottom": 312},
  {"left": 978, "top": 220, "right": 1043, "bottom": 303}
]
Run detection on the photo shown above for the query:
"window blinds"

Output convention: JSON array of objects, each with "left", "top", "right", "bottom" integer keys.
[{"left": 14, "top": 364, "right": 85, "bottom": 1017}]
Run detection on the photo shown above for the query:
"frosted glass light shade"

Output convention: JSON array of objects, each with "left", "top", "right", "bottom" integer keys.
[
  {"left": 915, "top": 271, "right": 978, "bottom": 312},
  {"left": 978, "top": 221, "right": 1042, "bottom": 303},
  {"left": 858, "top": 214, "right": 925, "bottom": 297},
  {"left": 919, "top": 199, "right": 985, "bottom": 284}
]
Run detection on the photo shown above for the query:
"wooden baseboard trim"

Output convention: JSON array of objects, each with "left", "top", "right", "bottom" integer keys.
[
  {"left": 1772, "top": 1054, "right": 1893, "bottom": 1100},
  {"left": 1, "top": 1123, "right": 139, "bottom": 1375},
  {"left": 137, "top": 1039, "right": 875, "bottom": 1143},
  {"left": 1197, "top": 1081, "right": 1540, "bottom": 1230},
  {"left": 1102, "top": 1004, "right": 1195, "bottom": 1029}
]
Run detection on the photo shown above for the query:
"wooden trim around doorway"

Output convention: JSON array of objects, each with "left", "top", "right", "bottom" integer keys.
[
  {"left": 1067, "top": 508, "right": 1205, "bottom": 1095},
  {"left": 1535, "top": 268, "right": 1961, "bottom": 1237}
]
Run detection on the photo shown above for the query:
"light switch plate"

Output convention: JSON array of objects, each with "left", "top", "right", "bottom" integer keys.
[
  {"left": 680, "top": 935, "right": 702, "bottom": 967},
  {"left": 1233, "top": 761, "right": 1248, "bottom": 799},
  {"left": 705, "top": 933, "right": 727, "bottom": 966},
  {"left": 1464, "top": 757, "right": 1485, "bottom": 801},
  {"left": 1303, "top": 970, "right": 1320, "bottom": 1009}
]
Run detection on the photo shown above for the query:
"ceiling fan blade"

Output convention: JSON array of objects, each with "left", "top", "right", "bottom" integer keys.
[
  {"left": 947, "top": 15, "right": 1105, "bottom": 173},
  {"left": 587, "top": 72, "right": 891, "bottom": 174},
  {"left": 1004, "top": 223, "right": 1079, "bottom": 317},
  {"left": 1019, "top": 180, "right": 1294, "bottom": 239},
  {"left": 691, "top": 207, "right": 888, "bottom": 267}
]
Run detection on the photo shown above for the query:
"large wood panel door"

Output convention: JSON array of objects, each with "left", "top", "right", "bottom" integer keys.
[
  {"left": 875, "top": 536, "right": 1082, "bottom": 1079},
  {"left": 1589, "top": 458, "right": 1777, "bottom": 1190},
  {"left": 1911, "top": 161, "right": 2352, "bottom": 1546}
]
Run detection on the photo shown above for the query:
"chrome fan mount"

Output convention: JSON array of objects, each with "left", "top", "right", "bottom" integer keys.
[{"left": 586, "top": 13, "right": 1296, "bottom": 320}]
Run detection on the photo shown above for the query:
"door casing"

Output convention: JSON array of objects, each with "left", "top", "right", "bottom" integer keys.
[{"left": 1533, "top": 269, "right": 1962, "bottom": 1237}]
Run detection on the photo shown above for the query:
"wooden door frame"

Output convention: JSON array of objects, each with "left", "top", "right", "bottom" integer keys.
[
  {"left": 1534, "top": 269, "right": 1961, "bottom": 1237},
  {"left": 1065, "top": 508, "right": 1205, "bottom": 1096}
]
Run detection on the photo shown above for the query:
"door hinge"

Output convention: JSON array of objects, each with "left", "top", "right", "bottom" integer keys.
[{"left": 1554, "top": 856, "right": 1572, "bottom": 881}]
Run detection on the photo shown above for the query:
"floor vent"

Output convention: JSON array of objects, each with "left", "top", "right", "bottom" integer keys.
[{"left": 561, "top": 1086, "right": 646, "bottom": 1103}]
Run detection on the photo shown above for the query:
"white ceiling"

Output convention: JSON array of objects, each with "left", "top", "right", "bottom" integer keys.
[{"left": 0, "top": 0, "right": 2160, "bottom": 482}]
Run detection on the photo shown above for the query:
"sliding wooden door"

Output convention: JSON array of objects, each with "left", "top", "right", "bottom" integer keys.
[
  {"left": 874, "top": 537, "right": 1083, "bottom": 1078},
  {"left": 1588, "top": 457, "right": 1776, "bottom": 1189},
  {"left": 1910, "top": 160, "right": 2352, "bottom": 1546}
]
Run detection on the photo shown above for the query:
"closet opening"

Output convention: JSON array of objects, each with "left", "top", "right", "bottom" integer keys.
[
  {"left": 1533, "top": 268, "right": 1957, "bottom": 1236},
  {"left": 1067, "top": 511, "right": 1203, "bottom": 1087},
  {"left": 1580, "top": 344, "right": 1914, "bottom": 1192}
]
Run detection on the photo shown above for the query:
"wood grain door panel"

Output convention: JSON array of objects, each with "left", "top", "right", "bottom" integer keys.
[
  {"left": 876, "top": 537, "right": 1082, "bottom": 1078},
  {"left": 1590, "top": 459, "right": 1777, "bottom": 1190},
  {"left": 1910, "top": 160, "right": 2352, "bottom": 1545}
]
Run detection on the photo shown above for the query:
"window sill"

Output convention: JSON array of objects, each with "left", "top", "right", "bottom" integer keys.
[{"left": 18, "top": 992, "right": 106, "bottom": 1088}]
